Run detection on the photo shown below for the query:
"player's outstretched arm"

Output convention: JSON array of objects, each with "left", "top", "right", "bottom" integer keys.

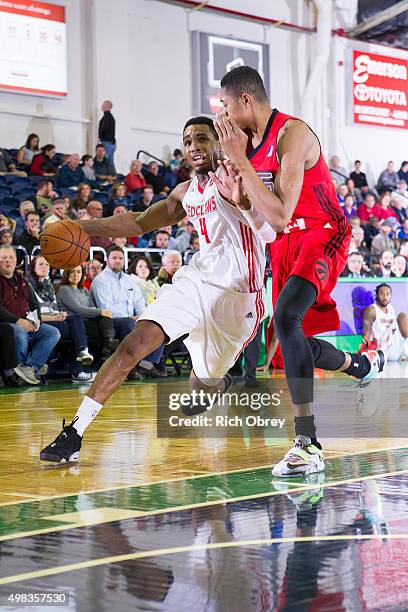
[
  {"left": 78, "top": 182, "right": 188, "bottom": 238},
  {"left": 214, "top": 114, "right": 314, "bottom": 233}
]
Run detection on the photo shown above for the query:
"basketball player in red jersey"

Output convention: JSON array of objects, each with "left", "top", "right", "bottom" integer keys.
[{"left": 212, "top": 66, "right": 386, "bottom": 477}]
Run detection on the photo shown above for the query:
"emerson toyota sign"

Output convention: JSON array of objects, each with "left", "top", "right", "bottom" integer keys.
[{"left": 352, "top": 50, "right": 408, "bottom": 129}]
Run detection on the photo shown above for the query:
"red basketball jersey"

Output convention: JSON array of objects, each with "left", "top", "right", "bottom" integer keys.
[{"left": 248, "top": 109, "right": 346, "bottom": 233}]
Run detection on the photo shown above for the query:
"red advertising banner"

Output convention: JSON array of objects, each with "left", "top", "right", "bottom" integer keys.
[
  {"left": 0, "top": 0, "right": 65, "bottom": 23},
  {"left": 352, "top": 49, "right": 408, "bottom": 129}
]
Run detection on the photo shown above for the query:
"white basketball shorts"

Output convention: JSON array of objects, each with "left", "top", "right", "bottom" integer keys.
[{"left": 138, "top": 266, "right": 266, "bottom": 383}]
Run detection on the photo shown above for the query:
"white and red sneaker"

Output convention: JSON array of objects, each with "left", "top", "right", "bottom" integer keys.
[{"left": 354, "top": 349, "right": 387, "bottom": 385}]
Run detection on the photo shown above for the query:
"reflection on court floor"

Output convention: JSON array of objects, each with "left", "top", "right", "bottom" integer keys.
[{"left": 0, "top": 366, "right": 407, "bottom": 610}]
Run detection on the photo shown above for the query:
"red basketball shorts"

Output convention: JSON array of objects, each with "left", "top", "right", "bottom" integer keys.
[{"left": 268, "top": 223, "right": 351, "bottom": 336}]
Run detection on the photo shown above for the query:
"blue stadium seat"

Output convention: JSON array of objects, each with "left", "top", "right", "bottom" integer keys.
[
  {"left": 59, "top": 188, "right": 77, "bottom": 199},
  {"left": 0, "top": 197, "right": 20, "bottom": 210},
  {"left": 19, "top": 187, "right": 36, "bottom": 199},
  {"left": 0, "top": 176, "right": 6, "bottom": 186},
  {"left": 29, "top": 175, "right": 43, "bottom": 186},
  {"left": 130, "top": 189, "right": 143, "bottom": 202},
  {"left": 0, "top": 186, "right": 11, "bottom": 198},
  {"left": 93, "top": 192, "right": 109, "bottom": 205},
  {"left": 5, "top": 175, "right": 30, "bottom": 187},
  {"left": 7, "top": 208, "right": 21, "bottom": 221},
  {"left": 7, "top": 149, "right": 19, "bottom": 159}
]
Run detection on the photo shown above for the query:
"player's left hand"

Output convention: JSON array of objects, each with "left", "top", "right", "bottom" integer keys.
[
  {"left": 213, "top": 111, "right": 248, "bottom": 165},
  {"left": 209, "top": 161, "right": 250, "bottom": 209}
]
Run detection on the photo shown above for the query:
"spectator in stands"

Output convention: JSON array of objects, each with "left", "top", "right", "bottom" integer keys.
[
  {"left": 77, "top": 209, "right": 91, "bottom": 221},
  {"left": 86, "top": 201, "right": 111, "bottom": 250},
  {"left": 81, "top": 155, "right": 97, "bottom": 185},
  {"left": 391, "top": 195, "right": 408, "bottom": 225},
  {"left": 73, "top": 182, "right": 93, "bottom": 211},
  {"left": 184, "top": 234, "right": 200, "bottom": 264},
  {"left": 30, "top": 144, "right": 57, "bottom": 177},
  {"left": 16, "top": 134, "right": 40, "bottom": 167},
  {"left": 43, "top": 199, "right": 69, "bottom": 227},
  {"left": 399, "top": 239, "right": 408, "bottom": 258},
  {"left": 392, "top": 254, "right": 408, "bottom": 278},
  {"left": 28, "top": 179, "right": 57, "bottom": 216},
  {"left": 337, "top": 183, "right": 349, "bottom": 205},
  {"left": 371, "top": 222, "right": 394, "bottom": 258},
  {"left": 28, "top": 256, "right": 95, "bottom": 382},
  {"left": 378, "top": 192, "right": 399, "bottom": 223},
  {"left": 170, "top": 148, "right": 183, "bottom": 169},
  {"left": 349, "top": 215, "right": 361, "bottom": 230},
  {"left": 363, "top": 215, "right": 380, "bottom": 248},
  {"left": 132, "top": 185, "right": 159, "bottom": 212},
  {"left": 159, "top": 225, "right": 176, "bottom": 249},
  {"left": 124, "top": 160, "right": 146, "bottom": 194},
  {"left": 157, "top": 250, "right": 182, "bottom": 286},
  {"left": 375, "top": 250, "right": 395, "bottom": 278},
  {"left": 112, "top": 204, "right": 127, "bottom": 216},
  {"left": 174, "top": 220, "right": 195, "bottom": 252},
  {"left": 86, "top": 200, "right": 104, "bottom": 219},
  {"left": 112, "top": 237, "right": 128, "bottom": 248},
  {"left": 397, "top": 218, "right": 408, "bottom": 240},
  {"left": 343, "top": 252, "right": 371, "bottom": 278},
  {"left": 342, "top": 194, "right": 358, "bottom": 221},
  {"left": 105, "top": 182, "right": 130, "bottom": 217},
  {"left": 93, "top": 144, "right": 116, "bottom": 183},
  {"left": 14, "top": 201, "right": 35, "bottom": 237},
  {"left": 84, "top": 259, "right": 103, "bottom": 291},
  {"left": 358, "top": 193, "right": 382, "bottom": 223},
  {"left": 0, "top": 214, "right": 16, "bottom": 235},
  {"left": 0, "top": 147, "right": 20, "bottom": 175},
  {"left": 349, "top": 160, "right": 369, "bottom": 192},
  {"left": 393, "top": 179, "right": 408, "bottom": 202},
  {"left": 0, "top": 245, "right": 60, "bottom": 385},
  {"left": 149, "top": 230, "right": 170, "bottom": 267},
  {"left": 58, "top": 265, "right": 119, "bottom": 359},
  {"left": 164, "top": 163, "right": 179, "bottom": 190},
  {"left": 330, "top": 155, "right": 348, "bottom": 183},
  {"left": 352, "top": 226, "right": 370, "bottom": 263},
  {"left": 346, "top": 178, "right": 362, "bottom": 203},
  {"left": 128, "top": 256, "right": 159, "bottom": 305},
  {"left": 58, "top": 153, "right": 85, "bottom": 188},
  {"left": 0, "top": 226, "right": 13, "bottom": 247},
  {"left": 142, "top": 161, "right": 168, "bottom": 195},
  {"left": 98, "top": 100, "right": 116, "bottom": 162},
  {"left": 15, "top": 211, "right": 41, "bottom": 255},
  {"left": 377, "top": 161, "right": 399, "bottom": 194},
  {"left": 90, "top": 245, "right": 164, "bottom": 378},
  {"left": 398, "top": 161, "right": 408, "bottom": 184}
]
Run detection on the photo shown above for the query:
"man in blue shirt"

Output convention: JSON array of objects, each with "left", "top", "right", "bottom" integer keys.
[
  {"left": 58, "top": 154, "right": 86, "bottom": 188},
  {"left": 90, "top": 245, "right": 163, "bottom": 377}
]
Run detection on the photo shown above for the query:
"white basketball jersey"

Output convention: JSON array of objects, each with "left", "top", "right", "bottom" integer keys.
[
  {"left": 182, "top": 175, "right": 273, "bottom": 293},
  {"left": 372, "top": 303, "right": 397, "bottom": 350}
]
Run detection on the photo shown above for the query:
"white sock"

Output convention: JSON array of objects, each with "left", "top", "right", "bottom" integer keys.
[{"left": 72, "top": 396, "right": 103, "bottom": 436}]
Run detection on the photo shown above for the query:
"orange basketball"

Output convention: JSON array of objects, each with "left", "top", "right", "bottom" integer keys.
[{"left": 40, "top": 219, "right": 91, "bottom": 269}]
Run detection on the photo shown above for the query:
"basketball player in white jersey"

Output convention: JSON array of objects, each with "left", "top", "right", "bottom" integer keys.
[
  {"left": 40, "top": 116, "right": 276, "bottom": 462},
  {"left": 362, "top": 283, "right": 408, "bottom": 362}
]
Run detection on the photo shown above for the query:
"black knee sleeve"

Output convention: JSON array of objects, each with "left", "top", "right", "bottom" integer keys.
[{"left": 307, "top": 337, "right": 346, "bottom": 371}]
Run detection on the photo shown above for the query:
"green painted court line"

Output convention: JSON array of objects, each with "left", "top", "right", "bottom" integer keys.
[{"left": 0, "top": 446, "right": 407, "bottom": 541}]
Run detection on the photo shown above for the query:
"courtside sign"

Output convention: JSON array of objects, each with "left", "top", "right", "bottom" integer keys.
[{"left": 352, "top": 50, "right": 408, "bottom": 129}]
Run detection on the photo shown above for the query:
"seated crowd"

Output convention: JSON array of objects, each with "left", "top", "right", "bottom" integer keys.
[{"left": 0, "top": 132, "right": 407, "bottom": 385}]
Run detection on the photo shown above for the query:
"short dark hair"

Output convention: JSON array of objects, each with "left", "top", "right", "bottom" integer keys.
[
  {"left": 25, "top": 211, "right": 39, "bottom": 221},
  {"left": 183, "top": 116, "right": 217, "bottom": 138},
  {"left": 38, "top": 179, "right": 51, "bottom": 190},
  {"left": 173, "top": 149, "right": 182, "bottom": 157},
  {"left": 220, "top": 66, "right": 267, "bottom": 102},
  {"left": 96, "top": 143, "right": 105, "bottom": 151},
  {"left": 376, "top": 283, "right": 392, "bottom": 298},
  {"left": 355, "top": 160, "right": 361, "bottom": 164},
  {"left": 82, "top": 154, "right": 92, "bottom": 163},
  {"left": 106, "top": 245, "right": 124, "bottom": 257},
  {"left": 155, "top": 230, "right": 170, "bottom": 237}
]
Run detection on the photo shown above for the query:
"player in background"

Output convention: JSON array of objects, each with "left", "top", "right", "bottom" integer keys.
[
  {"left": 40, "top": 116, "right": 275, "bottom": 463},
  {"left": 361, "top": 283, "right": 408, "bottom": 362},
  {"left": 211, "top": 66, "right": 386, "bottom": 477}
]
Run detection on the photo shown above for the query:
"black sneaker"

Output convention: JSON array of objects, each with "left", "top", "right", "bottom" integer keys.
[
  {"left": 40, "top": 419, "right": 82, "bottom": 462},
  {"left": 182, "top": 374, "right": 233, "bottom": 416}
]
